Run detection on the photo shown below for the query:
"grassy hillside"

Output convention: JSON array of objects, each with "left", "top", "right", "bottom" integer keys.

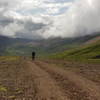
[
  {"left": 50, "top": 40, "right": 100, "bottom": 63},
  {"left": 0, "top": 36, "right": 32, "bottom": 55}
]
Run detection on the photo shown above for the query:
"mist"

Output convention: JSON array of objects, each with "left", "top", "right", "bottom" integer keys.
[
  {"left": 0, "top": 0, "right": 100, "bottom": 39},
  {"left": 43, "top": 0, "right": 100, "bottom": 38}
]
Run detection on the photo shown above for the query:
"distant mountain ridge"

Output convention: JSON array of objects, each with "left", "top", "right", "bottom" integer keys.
[{"left": 0, "top": 32, "right": 100, "bottom": 56}]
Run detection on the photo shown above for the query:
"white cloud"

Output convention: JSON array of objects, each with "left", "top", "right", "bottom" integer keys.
[
  {"left": 2, "top": 22, "right": 24, "bottom": 37},
  {"left": 43, "top": 0, "right": 100, "bottom": 38},
  {"left": 0, "top": 0, "right": 100, "bottom": 39}
]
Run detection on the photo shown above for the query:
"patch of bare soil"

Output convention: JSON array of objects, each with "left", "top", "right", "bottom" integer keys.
[
  {"left": 27, "top": 61, "right": 69, "bottom": 100},
  {"left": 0, "top": 57, "right": 100, "bottom": 100},
  {"left": 0, "top": 58, "right": 36, "bottom": 100},
  {"left": 0, "top": 58, "right": 69, "bottom": 100},
  {"left": 43, "top": 60, "right": 100, "bottom": 84},
  {"left": 35, "top": 61, "right": 100, "bottom": 100}
]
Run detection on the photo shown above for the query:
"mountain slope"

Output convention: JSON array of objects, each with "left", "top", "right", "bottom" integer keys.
[
  {"left": 50, "top": 39, "right": 100, "bottom": 63},
  {"left": 0, "top": 35, "right": 35, "bottom": 56}
]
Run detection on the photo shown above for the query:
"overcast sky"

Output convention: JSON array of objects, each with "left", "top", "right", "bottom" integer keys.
[{"left": 0, "top": 0, "right": 100, "bottom": 39}]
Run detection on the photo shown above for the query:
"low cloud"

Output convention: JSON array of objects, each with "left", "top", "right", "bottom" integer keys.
[
  {"left": 43, "top": 0, "right": 100, "bottom": 38},
  {"left": 0, "top": 0, "right": 100, "bottom": 39}
]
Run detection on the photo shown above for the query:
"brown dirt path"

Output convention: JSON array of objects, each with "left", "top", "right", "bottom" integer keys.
[
  {"left": 0, "top": 57, "right": 100, "bottom": 100},
  {"left": 35, "top": 60, "right": 100, "bottom": 100},
  {"left": 27, "top": 61, "right": 69, "bottom": 100}
]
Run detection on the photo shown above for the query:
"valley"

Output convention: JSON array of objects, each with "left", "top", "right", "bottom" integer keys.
[{"left": 0, "top": 33, "right": 100, "bottom": 100}]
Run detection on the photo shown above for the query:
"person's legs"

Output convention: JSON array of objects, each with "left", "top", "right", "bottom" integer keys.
[
  {"left": 32, "top": 52, "right": 35, "bottom": 60},
  {"left": 32, "top": 56, "right": 35, "bottom": 60}
]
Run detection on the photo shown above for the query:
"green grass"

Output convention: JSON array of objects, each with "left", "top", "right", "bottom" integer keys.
[
  {"left": 0, "top": 56, "right": 20, "bottom": 62},
  {"left": 49, "top": 40, "right": 100, "bottom": 63},
  {"left": 0, "top": 85, "right": 7, "bottom": 92}
]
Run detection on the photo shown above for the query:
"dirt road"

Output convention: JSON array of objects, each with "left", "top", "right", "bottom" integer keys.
[
  {"left": 27, "top": 60, "right": 100, "bottom": 100},
  {"left": 27, "top": 61, "right": 69, "bottom": 100},
  {"left": 0, "top": 57, "right": 100, "bottom": 100}
]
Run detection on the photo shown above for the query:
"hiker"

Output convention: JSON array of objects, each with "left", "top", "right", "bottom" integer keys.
[{"left": 32, "top": 51, "right": 36, "bottom": 60}]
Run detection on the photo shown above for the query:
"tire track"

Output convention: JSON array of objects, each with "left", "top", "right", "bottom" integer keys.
[
  {"left": 27, "top": 61, "right": 69, "bottom": 100},
  {"left": 35, "top": 61, "right": 100, "bottom": 100}
]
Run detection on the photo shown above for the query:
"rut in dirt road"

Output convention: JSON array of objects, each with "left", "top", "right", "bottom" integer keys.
[
  {"left": 34, "top": 61, "right": 100, "bottom": 100},
  {"left": 27, "top": 61, "right": 69, "bottom": 100}
]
